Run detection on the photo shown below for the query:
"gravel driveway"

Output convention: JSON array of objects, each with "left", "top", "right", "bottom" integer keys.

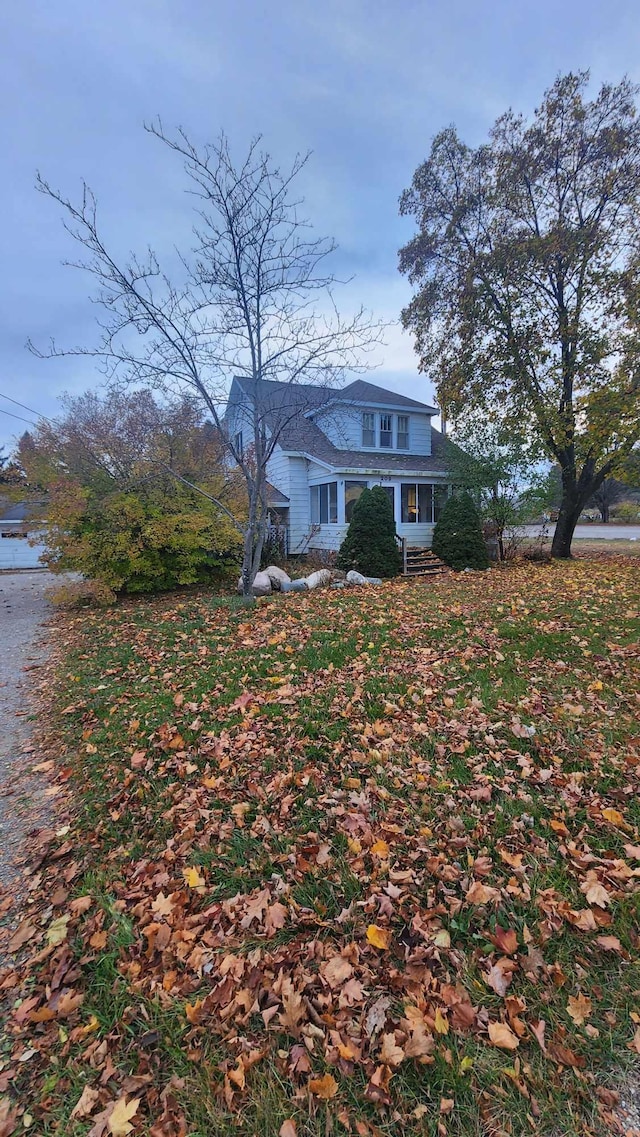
[{"left": 0, "top": 571, "right": 58, "bottom": 895}]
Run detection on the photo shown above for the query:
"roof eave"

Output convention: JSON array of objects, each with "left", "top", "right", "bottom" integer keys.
[{"left": 304, "top": 399, "right": 438, "bottom": 419}]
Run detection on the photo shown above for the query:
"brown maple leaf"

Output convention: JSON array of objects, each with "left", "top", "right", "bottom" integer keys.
[
  {"left": 321, "top": 955, "right": 354, "bottom": 989},
  {"left": 485, "top": 957, "right": 518, "bottom": 997},
  {"left": 379, "top": 1032, "right": 405, "bottom": 1067}
]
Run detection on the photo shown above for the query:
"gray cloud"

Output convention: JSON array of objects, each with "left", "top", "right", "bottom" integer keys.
[{"left": 2, "top": 0, "right": 640, "bottom": 447}]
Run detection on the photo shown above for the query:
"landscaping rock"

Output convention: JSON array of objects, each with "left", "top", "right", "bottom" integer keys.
[
  {"left": 264, "top": 565, "right": 291, "bottom": 590},
  {"left": 281, "top": 579, "right": 309, "bottom": 592},
  {"left": 363, "top": 576, "right": 382, "bottom": 585},
  {"left": 237, "top": 571, "right": 272, "bottom": 596},
  {"left": 346, "top": 570, "right": 368, "bottom": 585},
  {"left": 305, "top": 569, "right": 333, "bottom": 590},
  {"left": 252, "top": 571, "right": 273, "bottom": 595}
]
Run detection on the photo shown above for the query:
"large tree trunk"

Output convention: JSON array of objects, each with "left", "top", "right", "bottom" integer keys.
[
  {"left": 550, "top": 503, "right": 582, "bottom": 557},
  {"left": 551, "top": 464, "right": 592, "bottom": 557},
  {"left": 550, "top": 462, "right": 581, "bottom": 558},
  {"left": 551, "top": 454, "right": 614, "bottom": 557}
]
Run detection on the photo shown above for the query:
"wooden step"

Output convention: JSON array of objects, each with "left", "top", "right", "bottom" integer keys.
[
  {"left": 401, "top": 544, "right": 447, "bottom": 577},
  {"left": 404, "top": 561, "right": 445, "bottom": 571}
]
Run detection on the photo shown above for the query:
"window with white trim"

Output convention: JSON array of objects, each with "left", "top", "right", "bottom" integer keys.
[
  {"left": 310, "top": 481, "right": 338, "bottom": 524},
  {"left": 362, "top": 412, "right": 375, "bottom": 447},
  {"left": 379, "top": 413, "right": 393, "bottom": 448},
  {"left": 401, "top": 483, "right": 432, "bottom": 523},
  {"left": 345, "top": 480, "right": 368, "bottom": 523},
  {"left": 397, "top": 415, "right": 409, "bottom": 449}
]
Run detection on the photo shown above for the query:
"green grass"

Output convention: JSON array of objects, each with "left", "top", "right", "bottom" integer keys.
[{"left": 1, "top": 557, "right": 639, "bottom": 1137}]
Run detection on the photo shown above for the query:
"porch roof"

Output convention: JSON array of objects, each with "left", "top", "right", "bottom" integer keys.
[{"left": 266, "top": 481, "right": 289, "bottom": 505}]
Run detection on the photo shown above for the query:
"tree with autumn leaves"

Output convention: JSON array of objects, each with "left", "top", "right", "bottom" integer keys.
[
  {"left": 21, "top": 389, "right": 244, "bottom": 593},
  {"left": 400, "top": 73, "right": 640, "bottom": 557}
]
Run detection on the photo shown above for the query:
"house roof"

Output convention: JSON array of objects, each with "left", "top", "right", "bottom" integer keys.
[
  {"left": 335, "top": 378, "right": 437, "bottom": 413},
  {"left": 0, "top": 500, "right": 46, "bottom": 522},
  {"left": 233, "top": 375, "right": 437, "bottom": 415},
  {"left": 266, "top": 481, "right": 289, "bottom": 505},
  {"left": 302, "top": 427, "right": 449, "bottom": 474},
  {"left": 231, "top": 376, "right": 445, "bottom": 473}
]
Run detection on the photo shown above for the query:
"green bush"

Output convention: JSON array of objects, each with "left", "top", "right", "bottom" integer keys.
[
  {"left": 336, "top": 486, "right": 402, "bottom": 578},
  {"left": 432, "top": 492, "right": 489, "bottom": 570},
  {"left": 611, "top": 500, "right": 640, "bottom": 523},
  {"left": 43, "top": 477, "right": 242, "bottom": 594}
]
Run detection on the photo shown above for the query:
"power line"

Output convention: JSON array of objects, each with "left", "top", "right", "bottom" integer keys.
[
  {"left": 0, "top": 407, "right": 37, "bottom": 426},
  {"left": 0, "top": 392, "right": 50, "bottom": 422}
]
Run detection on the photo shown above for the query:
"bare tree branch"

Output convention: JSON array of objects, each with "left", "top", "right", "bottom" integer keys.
[{"left": 32, "top": 131, "right": 386, "bottom": 593}]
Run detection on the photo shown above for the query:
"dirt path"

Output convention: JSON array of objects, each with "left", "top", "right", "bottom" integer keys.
[{"left": 0, "top": 572, "right": 58, "bottom": 902}]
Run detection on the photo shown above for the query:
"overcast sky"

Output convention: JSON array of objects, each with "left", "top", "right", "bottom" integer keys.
[{"left": 2, "top": 0, "right": 640, "bottom": 450}]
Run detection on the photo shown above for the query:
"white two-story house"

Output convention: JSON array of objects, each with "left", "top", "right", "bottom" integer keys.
[{"left": 225, "top": 376, "right": 451, "bottom": 554}]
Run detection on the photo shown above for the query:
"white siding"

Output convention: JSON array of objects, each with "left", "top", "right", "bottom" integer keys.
[
  {"left": 308, "top": 524, "right": 349, "bottom": 551},
  {"left": 0, "top": 534, "right": 47, "bottom": 569},
  {"left": 312, "top": 405, "right": 432, "bottom": 456},
  {"left": 402, "top": 413, "right": 431, "bottom": 456},
  {"left": 288, "top": 457, "right": 312, "bottom": 552},
  {"left": 223, "top": 397, "right": 256, "bottom": 470},
  {"left": 266, "top": 444, "right": 291, "bottom": 499},
  {"left": 307, "top": 523, "right": 435, "bottom": 553},
  {"left": 313, "top": 406, "right": 359, "bottom": 449},
  {"left": 307, "top": 461, "right": 334, "bottom": 481}
]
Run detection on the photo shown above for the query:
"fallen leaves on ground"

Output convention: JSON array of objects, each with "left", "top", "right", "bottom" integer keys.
[{"left": 0, "top": 557, "right": 638, "bottom": 1135}]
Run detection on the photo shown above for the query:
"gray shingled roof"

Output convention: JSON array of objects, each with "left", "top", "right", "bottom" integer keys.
[
  {"left": 266, "top": 482, "right": 289, "bottom": 505},
  {"left": 336, "top": 378, "right": 437, "bottom": 413},
  {"left": 234, "top": 375, "right": 437, "bottom": 414},
  {"left": 0, "top": 500, "right": 45, "bottom": 522},
  {"left": 233, "top": 376, "right": 446, "bottom": 473}
]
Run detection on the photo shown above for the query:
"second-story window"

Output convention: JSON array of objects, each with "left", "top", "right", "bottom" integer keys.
[
  {"left": 379, "top": 413, "right": 393, "bottom": 448},
  {"left": 397, "top": 415, "right": 409, "bottom": 449},
  {"left": 362, "top": 412, "right": 375, "bottom": 447}
]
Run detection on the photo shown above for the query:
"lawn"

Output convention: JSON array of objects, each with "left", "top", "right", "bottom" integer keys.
[{"left": 1, "top": 557, "right": 639, "bottom": 1137}]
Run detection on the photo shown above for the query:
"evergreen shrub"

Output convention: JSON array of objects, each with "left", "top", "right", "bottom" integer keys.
[
  {"left": 432, "top": 492, "right": 489, "bottom": 570},
  {"left": 336, "top": 486, "right": 402, "bottom": 578}
]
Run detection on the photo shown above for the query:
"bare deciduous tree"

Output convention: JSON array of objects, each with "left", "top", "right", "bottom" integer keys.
[{"left": 32, "top": 126, "right": 383, "bottom": 594}]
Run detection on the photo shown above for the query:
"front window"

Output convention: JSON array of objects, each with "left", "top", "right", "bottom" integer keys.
[
  {"left": 379, "top": 414, "right": 393, "bottom": 448},
  {"left": 362, "top": 412, "right": 375, "bottom": 447},
  {"left": 397, "top": 415, "right": 409, "bottom": 449},
  {"left": 310, "top": 482, "right": 338, "bottom": 525},
  {"left": 345, "top": 480, "right": 368, "bottom": 523},
  {"left": 401, "top": 483, "right": 432, "bottom": 523}
]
